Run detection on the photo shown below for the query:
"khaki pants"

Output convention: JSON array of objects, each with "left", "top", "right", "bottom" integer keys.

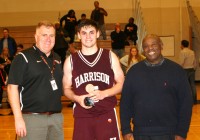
[{"left": 19, "top": 113, "right": 64, "bottom": 140}]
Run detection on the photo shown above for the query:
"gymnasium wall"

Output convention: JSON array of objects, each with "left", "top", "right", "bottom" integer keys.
[{"left": 0, "top": 0, "right": 134, "bottom": 26}]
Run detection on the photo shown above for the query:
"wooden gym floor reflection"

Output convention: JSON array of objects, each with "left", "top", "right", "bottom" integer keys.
[{"left": 1, "top": 83, "right": 200, "bottom": 140}]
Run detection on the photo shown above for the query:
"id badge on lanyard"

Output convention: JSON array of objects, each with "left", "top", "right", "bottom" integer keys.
[{"left": 50, "top": 77, "right": 58, "bottom": 91}]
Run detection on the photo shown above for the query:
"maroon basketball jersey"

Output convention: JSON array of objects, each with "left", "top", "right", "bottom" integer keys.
[{"left": 71, "top": 48, "right": 117, "bottom": 117}]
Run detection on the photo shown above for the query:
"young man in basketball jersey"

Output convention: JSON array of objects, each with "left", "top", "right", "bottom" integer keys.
[{"left": 63, "top": 19, "right": 124, "bottom": 140}]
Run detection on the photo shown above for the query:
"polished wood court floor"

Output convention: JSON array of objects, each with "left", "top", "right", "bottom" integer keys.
[{"left": 1, "top": 83, "right": 200, "bottom": 140}]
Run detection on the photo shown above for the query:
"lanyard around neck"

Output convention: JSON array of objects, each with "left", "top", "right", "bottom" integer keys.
[{"left": 40, "top": 53, "right": 56, "bottom": 77}]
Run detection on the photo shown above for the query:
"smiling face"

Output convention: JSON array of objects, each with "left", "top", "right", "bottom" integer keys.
[
  {"left": 142, "top": 34, "right": 163, "bottom": 64},
  {"left": 77, "top": 25, "right": 99, "bottom": 49},
  {"left": 35, "top": 25, "right": 55, "bottom": 56}
]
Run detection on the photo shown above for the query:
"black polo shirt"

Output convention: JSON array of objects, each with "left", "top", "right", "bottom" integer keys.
[{"left": 8, "top": 46, "right": 63, "bottom": 112}]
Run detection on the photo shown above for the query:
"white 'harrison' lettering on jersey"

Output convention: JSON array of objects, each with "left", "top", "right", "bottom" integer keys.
[{"left": 75, "top": 72, "right": 110, "bottom": 88}]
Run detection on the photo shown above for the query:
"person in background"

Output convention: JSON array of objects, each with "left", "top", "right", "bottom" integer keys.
[
  {"left": 0, "top": 53, "right": 8, "bottom": 108},
  {"left": 120, "top": 46, "right": 145, "bottom": 73},
  {"left": 77, "top": 13, "right": 87, "bottom": 25},
  {"left": 179, "top": 40, "right": 197, "bottom": 104},
  {"left": 0, "top": 47, "right": 13, "bottom": 75},
  {"left": 111, "top": 23, "right": 127, "bottom": 74},
  {"left": 54, "top": 22, "right": 69, "bottom": 67},
  {"left": 91, "top": 1, "right": 108, "bottom": 40},
  {"left": 7, "top": 21, "right": 64, "bottom": 140},
  {"left": 0, "top": 43, "right": 22, "bottom": 110},
  {"left": 0, "top": 44, "right": 23, "bottom": 109},
  {"left": 60, "top": 9, "right": 77, "bottom": 44},
  {"left": 120, "top": 34, "right": 193, "bottom": 140},
  {"left": 15, "top": 44, "right": 24, "bottom": 55},
  {"left": 63, "top": 19, "right": 124, "bottom": 140},
  {"left": 110, "top": 23, "right": 127, "bottom": 59},
  {"left": 124, "top": 17, "right": 138, "bottom": 45},
  {"left": 0, "top": 67, "right": 3, "bottom": 108},
  {"left": 0, "top": 45, "right": 17, "bottom": 108},
  {"left": 0, "top": 28, "right": 17, "bottom": 57}
]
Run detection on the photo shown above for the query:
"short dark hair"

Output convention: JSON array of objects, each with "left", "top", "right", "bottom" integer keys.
[
  {"left": 17, "top": 44, "right": 24, "bottom": 49},
  {"left": 181, "top": 40, "right": 189, "bottom": 47},
  {"left": 81, "top": 13, "right": 86, "bottom": 17},
  {"left": 68, "top": 9, "right": 75, "bottom": 15},
  {"left": 3, "top": 28, "right": 9, "bottom": 32},
  {"left": 94, "top": 1, "right": 99, "bottom": 4},
  {"left": 77, "top": 19, "right": 99, "bottom": 32},
  {"left": 142, "top": 34, "right": 163, "bottom": 48},
  {"left": 129, "top": 17, "right": 134, "bottom": 22}
]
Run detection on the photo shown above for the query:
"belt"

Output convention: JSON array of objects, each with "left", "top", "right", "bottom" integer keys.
[{"left": 22, "top": 111, "right": 60, "bottom": 115}]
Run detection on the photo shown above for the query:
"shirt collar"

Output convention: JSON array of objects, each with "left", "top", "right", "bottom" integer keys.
[
  {"left": 33, "top": 46, "right": 53, "bottom": 58},
  {"left": 144, "top": 56, "right": 165, "bottom": 67}
]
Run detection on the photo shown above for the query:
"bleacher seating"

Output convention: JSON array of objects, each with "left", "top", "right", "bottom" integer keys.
[{"left": 0, "top": 23, "right": 131, "bottom": 54}]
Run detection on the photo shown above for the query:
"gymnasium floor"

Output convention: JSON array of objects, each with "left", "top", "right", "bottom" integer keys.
[{"left": 0, "top": 83, "right": 200, "bottom": 140}]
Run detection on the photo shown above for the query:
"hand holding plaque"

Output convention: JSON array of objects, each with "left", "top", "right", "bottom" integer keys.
[{"left": 84, "top": 84, "right": 99, "bottom": 106}]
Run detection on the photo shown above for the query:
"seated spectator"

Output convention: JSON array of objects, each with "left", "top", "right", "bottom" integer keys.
[
  {"left": 0, "top": 47, "right": 13, "bottom": 108},
  {"left": 0, "top": 47, "right": 13, "bottom": 75},
  {"left": 110, "top": 23, "right": 127, "bottom": 59},
  {"left": 54, "top": 22, "right": 69, "bottom": 67},
  {"left": 124, "top": 17, "right": 138, "bottom": 45},
  {"left": 0, "top": 60, "right": 7, "bottom": 108},
  {"left": 120, "top": 46, "right": 145, "bottom": 73},
  {"left": 77, "top": 13, "right": 87, "bottom": 25},
  {"left": 0, "top": 28, "right": 17, "bottom": 57},
  {"left": 15, "top": 44, "right": 24, "bottom": 56}
]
